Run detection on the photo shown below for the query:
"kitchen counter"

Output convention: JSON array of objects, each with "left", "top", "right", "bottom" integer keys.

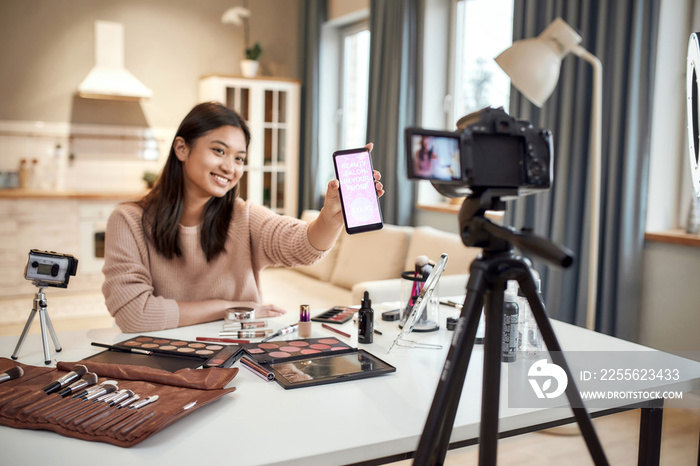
[{"left": 0, "top": 189, "right": 147, "bottom": 200}]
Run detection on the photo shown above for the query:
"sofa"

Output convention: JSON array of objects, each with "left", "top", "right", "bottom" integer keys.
[{"left": 259, "top": 210, "right": 482, "bottom": 313}]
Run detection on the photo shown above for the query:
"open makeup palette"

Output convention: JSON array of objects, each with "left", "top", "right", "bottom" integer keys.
[
  {"left": 88, "top": 336, "right": 242, "bottom": 372},
  {"left": 240, "top": 338, "right": 395, "bottom": 389}
]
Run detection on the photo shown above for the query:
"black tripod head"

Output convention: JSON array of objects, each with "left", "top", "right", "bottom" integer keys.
[{"left": 458, "top": 188, "right": 574, "bottom": 269}]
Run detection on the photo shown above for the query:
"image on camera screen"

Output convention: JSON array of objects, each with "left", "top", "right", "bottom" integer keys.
[{"left": 408, "top": 134, "right": 461, "bottom": 182}]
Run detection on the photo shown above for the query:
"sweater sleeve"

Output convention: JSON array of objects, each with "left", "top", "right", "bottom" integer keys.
[
  {"left": 101, "top": 205, "right": 180, "bottom": 333},
  {"left": 247, "top": 203, "right": 328, "bottom": 270}
]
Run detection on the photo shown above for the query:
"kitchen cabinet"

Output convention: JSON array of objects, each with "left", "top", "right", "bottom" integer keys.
[{"left": 199, "top": 76, "right": 300, "bottom": 217}]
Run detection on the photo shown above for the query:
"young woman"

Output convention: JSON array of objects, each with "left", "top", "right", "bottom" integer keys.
[{"left": 102, "top": 102, "right": 383, "bottom": 332}]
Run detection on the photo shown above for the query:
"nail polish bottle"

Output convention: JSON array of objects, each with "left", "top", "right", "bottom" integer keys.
[
  {"left": 298, "top": 304, "right": 312, "bottom": 338},
  {"left": 358, "top": 291, "right": 374, "bottom": 344}
]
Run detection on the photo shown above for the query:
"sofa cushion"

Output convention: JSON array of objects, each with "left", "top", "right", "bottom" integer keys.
[
  {"left": 329, "top": 224, "right": 412, "bottom": 290},
  {"left": 293, "top": 210, "right": 343, "bottom": 282},
  {"left": 403, "top": 226, "right": 481, "bottom": 276}
]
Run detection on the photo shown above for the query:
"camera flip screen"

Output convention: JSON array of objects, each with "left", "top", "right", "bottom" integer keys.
[{"left": 407, "top": 132, "right": 462, "bottom": 182}]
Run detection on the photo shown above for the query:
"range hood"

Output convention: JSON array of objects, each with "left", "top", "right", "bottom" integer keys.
[{"left": 77, "top": 21, "right": 152, "bottom": 101}]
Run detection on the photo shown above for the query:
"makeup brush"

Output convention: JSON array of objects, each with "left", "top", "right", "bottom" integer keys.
[
  {"left": 0, "top": 367, "right": 24, "bottom": 384},
  {"left": 42, "top": 364, "right": 88, "bottom": 394},
  {"left": 58, "top": 372, "right": 98, "bottom": 397}
]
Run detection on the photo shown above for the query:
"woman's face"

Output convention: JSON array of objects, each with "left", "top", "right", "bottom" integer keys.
[{"left": 175, "top": 125, "right": 247, "bottom": 201}]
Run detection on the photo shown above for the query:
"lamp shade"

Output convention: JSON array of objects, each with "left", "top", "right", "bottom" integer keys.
[
  {"left": 495, "top": 39, "right": 562, "bottom": 107},
  {"left": 495, "top": 18, "right": 583, "bottom": 107}
]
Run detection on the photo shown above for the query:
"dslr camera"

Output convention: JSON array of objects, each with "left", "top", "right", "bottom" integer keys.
[
  {"left": 24, "top": 249, "right": 79, "bottom": 288},
  {"left": 405, "top": 107, "right": 553, "bottom": 199}
]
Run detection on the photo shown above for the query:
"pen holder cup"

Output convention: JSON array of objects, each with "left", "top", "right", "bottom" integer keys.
[{"left": 399, "top": 271, "right": 439, "bottom": 332}]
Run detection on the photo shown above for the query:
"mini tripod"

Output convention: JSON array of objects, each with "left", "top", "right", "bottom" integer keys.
[
  {"left": 11, "top": 281, "right": 62, "bottom": 365},
  {"left": 413, "top": 189, "right": 609, "bottom": 465}
]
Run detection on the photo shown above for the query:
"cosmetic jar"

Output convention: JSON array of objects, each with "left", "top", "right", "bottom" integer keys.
[{"left": 225, "top": 306, "right": 255, "bottom": 322}]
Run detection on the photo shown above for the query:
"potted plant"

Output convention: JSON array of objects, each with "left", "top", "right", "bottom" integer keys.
[
  {"left": 222, "top": 2, "right": 263, "bottom": 77},
  {"left": 142, "top": 171, "right": 159, "bottom": 189}
]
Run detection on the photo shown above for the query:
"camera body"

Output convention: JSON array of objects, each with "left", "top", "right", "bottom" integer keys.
[
  {"left": 24, "top": 249, "right": 78, "bottom": 288},
  {"left": 405, "top": 107, "right": 553, "bottom": 199}
]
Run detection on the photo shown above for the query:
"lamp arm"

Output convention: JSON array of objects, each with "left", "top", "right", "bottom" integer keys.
[{"left": 574, "top": 46, "right": 603, "bottom": 331}]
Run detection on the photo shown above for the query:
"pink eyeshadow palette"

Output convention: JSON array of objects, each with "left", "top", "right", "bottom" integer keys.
[
  {"left": 241, "top": 338, "right": 355, "bottom": 364},
  {"left": 311, "top": 306, "right": 359, "bottom": 324}
]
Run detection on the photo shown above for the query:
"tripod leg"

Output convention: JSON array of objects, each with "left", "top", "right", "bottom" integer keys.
[
  {"left": 413, "top": 269, "right": 486, "bottom": 465},
  {"left": 478, "top": 284, "right": 506, "bottom": 465},
  {"left": 11, "top": 307, "right": 38, "bottom": 360},
  {"left": 39, "top": 308, "right": 52, "bottom": 365},
  {"left": 43, "top": 310, "right": 62, "bottom": 353},
  {"left": 518, "top": 273, "right": 609, "bottom": 466}
]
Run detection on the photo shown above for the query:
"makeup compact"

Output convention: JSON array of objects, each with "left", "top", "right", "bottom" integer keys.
[
  {"left": 311, "top": 306, "right": 358, "bottom": 324},
  {"left": 225, "top": 306, "right": 256, "bottom": 321},
  {"left": 89, "top": 336, "right": 243, "bottom": 372}
]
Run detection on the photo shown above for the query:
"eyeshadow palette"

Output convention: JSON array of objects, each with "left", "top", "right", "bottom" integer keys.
[
  {"left": 269, "top": 349, "right": 396, "bottom": 389},
  {"left": 241, "top": 338, "right": 354, "bottom": 365},
  {"left": 87, "top": 335, "right": 242, "bottom": 372},
  {"left": 118, "top": 336, "right": 225, "bottom": 358},
  {"left": 311, "top": 306, "right": 358, "bottom": 324}
]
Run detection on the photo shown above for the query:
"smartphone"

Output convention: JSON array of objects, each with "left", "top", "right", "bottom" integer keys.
[{"left": 332, "top": 147, "right": 383, "bottom": 234}]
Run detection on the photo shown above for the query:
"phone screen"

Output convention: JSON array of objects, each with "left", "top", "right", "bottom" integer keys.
[{"left": 333, "top": 148, "right": 383, "bottom": 234}]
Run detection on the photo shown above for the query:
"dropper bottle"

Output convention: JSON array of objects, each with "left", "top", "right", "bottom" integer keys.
[{"left": 358, "top": 291, "right": 374, "bottom": 344}]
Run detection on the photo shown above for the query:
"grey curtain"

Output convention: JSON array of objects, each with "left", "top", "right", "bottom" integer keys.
[
  {"left": 298, "top": 0, "right": 327, "bottom": 214},
  {"left": 366, "top": 0, "right": 423, "bottom": 226},
  {"left": 505, "top": 0, "right": 660, "bottom": 340}
]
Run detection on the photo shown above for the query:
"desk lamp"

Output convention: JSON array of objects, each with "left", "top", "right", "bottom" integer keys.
[{"left": 495, "top": 18, "right": 603, "bottom": 331}]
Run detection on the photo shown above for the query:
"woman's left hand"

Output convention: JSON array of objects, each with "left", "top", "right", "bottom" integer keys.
[
  {"left": 322, "top": 142, "right": 384, "bottom": 228},
  {"left": 308, "top": 143, "right": 383, "bottom": 251}
]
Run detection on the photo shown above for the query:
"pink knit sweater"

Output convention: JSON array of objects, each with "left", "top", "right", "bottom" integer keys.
[{"left": 102, "top": 200, "right": 326, "bottom": 332}]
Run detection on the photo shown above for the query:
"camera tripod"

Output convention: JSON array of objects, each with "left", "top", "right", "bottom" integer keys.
[
  {"left": 11, "top": 281, "right": 62, "bottom": 365},
  {"left": 413, "top": 189, "right": 608, "bottom": 465}
]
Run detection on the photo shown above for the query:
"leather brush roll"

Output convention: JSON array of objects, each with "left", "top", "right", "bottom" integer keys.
[
  {"left": 15, "top": 393, "right": 65, "bottom": 422},
  {"left": 114, "top": 411, "right": 156, "bottom": 440},
  {"left": 42, "top": 396, "right": 86, "bottom": 423},
  {"left": 0, "top": 389, "right": 47, "bottom": 417}
]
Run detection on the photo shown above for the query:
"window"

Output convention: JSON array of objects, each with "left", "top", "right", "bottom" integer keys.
[
  {"left": 450, "top": 0, "right": 514, "bottom": 126},
  {"left": 417, "top": 0, "right": 514, "bottom": 209},
  {"left": 338, "top": 23, "right": 370, "bottom": 148}
]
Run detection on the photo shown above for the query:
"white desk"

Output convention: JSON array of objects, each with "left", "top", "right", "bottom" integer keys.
[{"left": 1, "top": 303, "right": 698, "bottom": 465}]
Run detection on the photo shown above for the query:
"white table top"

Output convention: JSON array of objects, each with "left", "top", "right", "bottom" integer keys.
[{"left": 1, "top": 301, "right": 698, "bottom": 465}]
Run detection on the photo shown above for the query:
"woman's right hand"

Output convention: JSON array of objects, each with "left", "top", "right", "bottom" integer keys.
[
  {"left": 226, "top": 301, "right": 287, "bottom": 317},
  {"left": 255, "top": 304, "right": 287, "bottom": 317}
]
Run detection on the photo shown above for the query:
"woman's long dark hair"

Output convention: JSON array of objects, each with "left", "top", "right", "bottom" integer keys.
[{"left": 138, "top": 102, "right": 251, "bottom": 262}]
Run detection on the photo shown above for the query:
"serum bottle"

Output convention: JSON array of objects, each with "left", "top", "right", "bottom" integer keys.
[
  {"left": 358, "top": 291, "right": 374, "bottom": 344},
  {"left": 298, "top": 304, "right": 312, "bottom": 338}
]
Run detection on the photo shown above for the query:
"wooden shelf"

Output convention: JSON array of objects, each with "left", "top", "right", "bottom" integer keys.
[
  {"left": 645, "top": 229, "right": 700, "bottom": 247},
  {"left": 0, "top": 189, "right": 146, "bottom": 200},
  {"left": 417, "top": 202, "right": 504, "bottom": 221}
]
